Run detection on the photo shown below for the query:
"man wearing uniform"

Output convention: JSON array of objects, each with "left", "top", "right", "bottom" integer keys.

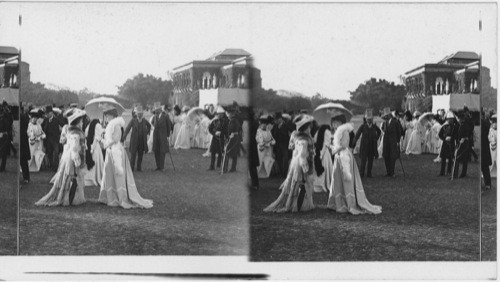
[
  {"left": 208, "top": 106, "right": 228, "bottom": 170},
  {"left": 438, "top": 111, "right": 457, "bottom": 177},
  {"left": 223, "top": 106, "right": 242, "bottom": 173}
]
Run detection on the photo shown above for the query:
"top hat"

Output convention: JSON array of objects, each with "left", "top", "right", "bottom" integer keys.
[
  {"left": 382, "top": 107, "right": 392, "bottom": 117},
  {"left": 153, "top": 102, "right": 162, "bottom": 111}
]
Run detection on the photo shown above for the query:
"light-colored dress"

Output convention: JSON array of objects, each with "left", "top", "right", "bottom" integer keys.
[
  {"left": 98, "top": 117, "right": 153, "bottom": 209},
  {"left": 256, "top": 128, "right": 275, "bottom": 178},
  {"left": 170, "top": 114, "right": 183, "bottom": 146},
  {"left": 313, "top": 129, "right": 333, "bottom": 193},
  {"left": 50, "top": 125, "right": 69, "bottom": 184},
  {"left": 263, "top": 131, "right": 315, "bottom": 213},
  {"left": 405, "top": 119, "right": 424, "bottom": 155},
  {"left": 35, "top": 127, "right": 86, "bottom": 206},
  {"left": 401, "top": 119, "right": 412, "bottom": 152},
  {"left": 327, "top": 123, "right": 382, "bottom": 215},
  {"left": 489, "top": 127, "right": 497, "bottom": 178},
  {"left": 191, "top": 119, "right": 202, "bottom": 148},
  {"left": 174, "top": 113, "right": 191, "bottom": 149},
  {"left": 429, "top": 121, "right": 442, "bottom": 155},
  {"left": 27, "top": 122, "right": 46, "bottom": 172},
  {"left": 199, "top": 116, "right": 212, "bottom": 150},
  {"left": 84, "top": 123, "right": 104, "bottom": 187},
  {"left": 147, "top": 115, "right": 155, "bottom": 153}
]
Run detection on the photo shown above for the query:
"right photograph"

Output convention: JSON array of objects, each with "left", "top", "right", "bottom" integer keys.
[{"left": 249, "top": 3, "right": 496, "bottom": 261}]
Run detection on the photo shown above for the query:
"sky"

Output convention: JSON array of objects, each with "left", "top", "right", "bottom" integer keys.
[{"left": 0, "top": 2, "right": 497, "bottom": 100}]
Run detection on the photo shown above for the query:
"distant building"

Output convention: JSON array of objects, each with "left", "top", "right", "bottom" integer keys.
[
  {"left": 171, "top": 48, "right": 261, "bottom": 107},
  {"left": 402, "top": 51, "right": 491, "bottom": 112}
]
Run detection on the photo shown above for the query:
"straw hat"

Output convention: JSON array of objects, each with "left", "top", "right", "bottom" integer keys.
[
  {"left": 445, "top": 111, "right": 455, "bottom": 119},
  {"left": 215, "top": 106, "right": 225, "bottom": 114}
]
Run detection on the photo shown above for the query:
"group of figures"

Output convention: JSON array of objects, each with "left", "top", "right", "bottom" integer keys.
[
  {"left": 0, "top": 101, "right": 15, "bottom": 173},
  {"left": 20, "top": 99, "right": 245, "bottom": 209},
  {"left": 251, "top": 104, "right": 494, "bottom": 215}
]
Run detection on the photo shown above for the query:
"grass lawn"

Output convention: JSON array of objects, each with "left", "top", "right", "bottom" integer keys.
[
  {"left": 20, "top": 148, "right": 248, "bottom": 255},
  {"left": 0, "top": 153, "right": 18, "bottom": 255},
  {"left": 481, "top": 178, "right": 496, "bottom": 261},
  {"left": 250, "top": 153, "right": 480, "bottom": 261}
]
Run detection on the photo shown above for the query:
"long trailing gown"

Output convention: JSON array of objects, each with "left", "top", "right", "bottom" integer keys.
[
  {"left": 84, "top": 123, "right": 104, "bottom": 187},
  {"left": 147, "top": 115, "right": 155, "bottom": 153},
  {"left": 263, "top": 131, "right": 315, "bottom": 213},
  {"left": 405, "top": 119, "right": 424, "bottom": 155},
  {"left": 313, "top": 129, "right": 333, "bottom": 193},
  {"left": 27, "top": 122, "right": 46, "bottom": 172},
  {"left": 430, "top": 121, "right": 442, "bottom": 155},
  {"left": 35, "top": 126, "right": 86, "bottom": 206},
  {"left": 170, "top": 114, "right": 183, "bottom": 147},
  {"left": 401, "top": 119, "right": 412, "bottom": 152},
  {"left": 50, "top": 125, "right": 69, "bottom": 184},
  {"left": 256, "top": 128, "right": 275, "bottom": 178},
  {"left": 489, "top": 127, "right": 497, "bottom": 178},
  {"left": 327, "top": 123, "right": 382, "bottom": 215},
  {"left": 98, "top": 116, "right": 153, "bottom": 209},
  {"left": 174, "top": 113, "right": 191, "bottom": 149}
]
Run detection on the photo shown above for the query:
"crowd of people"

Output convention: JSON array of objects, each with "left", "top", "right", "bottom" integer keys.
[
  {"left": 250, "top": 105, "right": 496, "bottom": 214},
  {"left": 20, "top": 100, "right": 245, "bottom": 209}
]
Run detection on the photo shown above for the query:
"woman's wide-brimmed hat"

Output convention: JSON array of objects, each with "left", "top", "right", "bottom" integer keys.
[
  {"left": 294, "top": 114, "right": 314, "bottom": 130},
  {"left": 66, "top": 108, "right": 86, "bottom": 125}
]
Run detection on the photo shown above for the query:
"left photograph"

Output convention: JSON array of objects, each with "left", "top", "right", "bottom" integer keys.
[
  {"left": 0, "top": 46, "right": 20, "bottom": 255},
  {"left": 1, "top": 2, "right": 250, "bottom": 255}
]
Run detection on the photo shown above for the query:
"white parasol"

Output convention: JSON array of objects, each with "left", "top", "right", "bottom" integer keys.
[
  {"left": 84, "top": 97, "right": 125, "bottom": 119},
  {"left": 418, "top": 112, "right": 435, "bottom": 126},
  {"left": 313, "top": 102, "right": 353, "bottom": 125},
  {"left": 186, "top": 107, "right": 206, "bottom": 124}
]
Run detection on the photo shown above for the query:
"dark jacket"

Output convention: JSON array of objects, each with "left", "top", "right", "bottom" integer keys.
[
  {"left": 355, "top": 123, "right": 381, "bottom": 159},
  {"left": 42, "top": 116, "right": 62, "bottom": 146},
  {"left": 152, "top": 111, "right": 171, "bottom": 154},
  {"left": 20, "top": 112, "right": 30, "bottom": 161},
  {"left": 124, "top": 117, "right": 151, "bottom": 154},
  {"left": 438, "top": 121, "right": 457, "bottom": 159},
  {"left": 454, "top": 120, "right": 474, "bottom": 162},
  {"left": 382, "top": 117, "right": 402, "bottom": 160},
  {"left": 226, "top": 116, "right": 241, "bottom": 157},
  {"left": 481, "top": 118, "right": 492, "bottom": 166},
  {"left": 209, "top": 116, "right": 229, "bottom": 154}
]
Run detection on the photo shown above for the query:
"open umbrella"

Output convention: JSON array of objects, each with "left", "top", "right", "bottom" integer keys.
[
  {"left": 418, "top": 112, "right": 435, "bottom": 126},
  {"left": 85, "top": 97, "right": 125, "bottom": 120},
  {"left": 313, "top": 102, "right": 353, "bottom": 125},
  {"left": 186, "top": 107, "right": 206, "bottom": 124}
]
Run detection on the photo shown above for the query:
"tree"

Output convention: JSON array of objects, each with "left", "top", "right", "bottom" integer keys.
[
  {"left": 20, "top": 81, "right": 79, "bottom": 107},
  {"left": 349, "top": 78, "right": 406, "bottom": 113},
  {"left": 117, "top": 73, "right": 173, "bottom": 107}
]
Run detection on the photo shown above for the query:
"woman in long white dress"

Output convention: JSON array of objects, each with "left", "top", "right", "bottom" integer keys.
[
  {"left": 256, "top": 116, "right": 276, "bottom": 178},
  {"left": 264, "top": 114, "right": 315, "bottom": 213},
  {"left": 405, "top": 111, "right": 424, "bottom": 155},
  {"left": 174, "top": 106, "right": 191, "bottom": 149},
  {"left": 35, "top": 109, "right": 87, "bottom": 206},
  {"left": 400, "top": 111, "right": 413, "bottom": 152},
  {"left": 199, "top": 115, "right": 212, "bottom": 150},
  {"left": 191, "top": 118, "right": 202, "bottom": 148},
  {"left": 327, "top": 115, "right": 382, "bottom": 215},
  {"left": 428, "top": 116, "right": 442, "bottom": 155},
  {"left": 98, "top": 108, "right": 153, "bottom": 209},
  {"left": 313, "top": 125, "right": 333, "bottom": 193},
  {"left": 84, "top": 119, "right": 104, "bottom": 187},
  {"left": 489, "top": 115, "right": 497, "bottom": 178},
  {"left": 147, "top": 114, "right": 155, "bottom": 153},
  {"left": 27, "top": 110, "right": 46, "bottom": 172},
  {"left": 170, "top": 105, "right": 182, "bottom": 146}
]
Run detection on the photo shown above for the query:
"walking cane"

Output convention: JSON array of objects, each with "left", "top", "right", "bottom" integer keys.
[
  {"left": 168, "top": 150, "right": 175, "bottom": 171},
  {"left": 221, "top": 138, "right": 229, "bottom": 175}
]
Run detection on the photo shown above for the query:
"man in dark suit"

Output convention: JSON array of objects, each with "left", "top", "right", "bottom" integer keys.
[
  {"left": 20, "top": 105, "right": 30, "bottom": 182},
  {"left": 42, "top": 105, "right": 62, "bottom": 171},
  {"left": 382, "top": 107, "right": 401, "bottom": 177},
  {"left": 224, "top": 106, "right": 242, "bottom": 173},
  {"left": 152, "top": 103, "right": 171, "bottom": 171},
  {"left": 452, "top": 110, "right": 474, "bottom": 179},
  {"left": 354, "top": 109, "right": 381, "bottom": 178},
  {"left": 272, "top": 112, "right": 292, "bottom": 178},
  {"left": 124, "top": 105, "right": 151, "bottom": 172}
]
